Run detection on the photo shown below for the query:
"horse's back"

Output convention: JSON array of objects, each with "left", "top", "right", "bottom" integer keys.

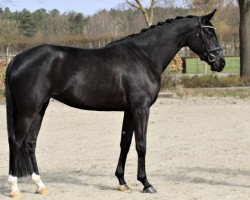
[{"left": 6, "top": 45, "right": 128, "bottom": 110}]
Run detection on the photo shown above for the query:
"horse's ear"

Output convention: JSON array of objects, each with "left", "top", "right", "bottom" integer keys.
[{"left": 202, "top": 9, "right": 217, "bottom": 23}]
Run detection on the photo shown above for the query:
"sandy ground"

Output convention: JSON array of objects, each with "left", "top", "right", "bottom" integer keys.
[{"left": 0, "top": 97, "right": 250, "bottom": 200}]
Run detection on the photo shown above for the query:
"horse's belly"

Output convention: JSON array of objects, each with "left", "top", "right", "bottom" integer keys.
[{"left": 52, "top": 87, "right": 127, "bottom": 111}]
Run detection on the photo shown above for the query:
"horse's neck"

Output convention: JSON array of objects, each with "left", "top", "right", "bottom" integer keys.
[{"left": 133, "top": 19, "right": 197, "bottom": 75}]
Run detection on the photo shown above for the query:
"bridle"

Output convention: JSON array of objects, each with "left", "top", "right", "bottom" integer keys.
[{"left": 197, "top": 17, "right": 223, "bottom": 63}]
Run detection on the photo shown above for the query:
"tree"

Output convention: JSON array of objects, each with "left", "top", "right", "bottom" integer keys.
[
  {"left": 18, "top": 9, "right": 36, "bottom": 37},
  {"left": 238, "top": 0, "right": 250, "bottom": 77},
  {"left": 187, "top": 0, "right": 225, "bottom": 14},
  {"left": 33, "top": 9, "right": 48, "bottom": 38},
  {"left": 125, "top": 0, "right": 155, "bottom": 26},
  {"left": 45, "top": 9, "right": 70, "bottom": 37},
  {"left": 68, "top": 12, "right": 87, "bottom": 35},
  {"left": 0, "top": 19, "right": 20, "bottom": 49},
  {"left": 83, "top": 10, "right": 116, "bottom": 36}
]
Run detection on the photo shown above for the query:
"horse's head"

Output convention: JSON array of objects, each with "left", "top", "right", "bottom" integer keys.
[{"left": 187, "top": 10, "right": 225, "bottom": 72}]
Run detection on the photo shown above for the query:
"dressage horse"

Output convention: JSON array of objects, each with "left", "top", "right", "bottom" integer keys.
[{"left": 5, "top": 10, "right": 225, "bottom": 198}]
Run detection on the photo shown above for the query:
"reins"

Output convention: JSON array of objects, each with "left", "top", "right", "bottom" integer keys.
[{"left": 197, "top": 17, "right": 223, "bottom": 62}]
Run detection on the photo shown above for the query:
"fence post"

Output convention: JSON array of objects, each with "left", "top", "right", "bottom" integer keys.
[
  {"left": 182, "top": 57, "right": 186, "bottom": 74},
  {"left": 6, "top": 46, "right": 10, "bottom": 64}
]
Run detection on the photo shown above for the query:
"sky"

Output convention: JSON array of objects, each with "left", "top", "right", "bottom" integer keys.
[{"left": 1, "top": 0, "right": 149, "bottom": 15}]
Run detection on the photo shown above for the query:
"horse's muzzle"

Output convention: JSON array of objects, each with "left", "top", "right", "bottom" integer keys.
[{"left": 211, "top": 58, "right": 225, "bottom": 72}]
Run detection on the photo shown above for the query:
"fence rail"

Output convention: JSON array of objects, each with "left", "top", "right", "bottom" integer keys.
[{"left": 0, "top": 42, "right": 240, "bottom": 75}]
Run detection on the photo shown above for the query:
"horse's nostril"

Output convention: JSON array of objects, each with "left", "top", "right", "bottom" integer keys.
[{"left": 220, "top": 59, "right": 225, "bottom": 68}]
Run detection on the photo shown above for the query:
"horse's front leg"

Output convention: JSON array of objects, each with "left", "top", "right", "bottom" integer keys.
[
  {"left": 133, "top": 106, "right": 157, "bottom": 193},
  {"left": 116, "top": 110, "right": 134, "bottom": 191}
]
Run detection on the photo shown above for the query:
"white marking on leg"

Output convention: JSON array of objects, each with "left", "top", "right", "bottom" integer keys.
[
  {"left": 31, "top": 173, "right": 46, "bottom": 192},
  {"left": 8, "top": 175, "right": 20, "bottom": 194}
]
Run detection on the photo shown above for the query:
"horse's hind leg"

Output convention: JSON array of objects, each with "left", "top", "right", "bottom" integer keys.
[
  {"left": 8, "top": 100, "right": 49, "bottom": 197},
  {"left": 28, "top": 101, "right": 49, "bottom": 195},
  {"left": 115, "top": 110, "right": 134, "bottom": 191},
  {"left": 8, "top": 112, "right": 36, "bottom": 198}
]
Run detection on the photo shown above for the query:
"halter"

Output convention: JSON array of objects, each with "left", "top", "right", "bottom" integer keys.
[{"left": 197, "top": 17, "right": 223, "bottom": 62}]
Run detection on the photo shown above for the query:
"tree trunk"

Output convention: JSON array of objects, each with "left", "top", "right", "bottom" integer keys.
[
  {"left": 239, "top": 0, "right": 250, "bottom": 77},
  {"left": 126, "top": 0, "right": 154, "bottom": 26}
]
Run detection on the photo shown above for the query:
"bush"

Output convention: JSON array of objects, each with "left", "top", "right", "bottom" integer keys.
[
  {"left": 0, "top": 66, "right": 5, "bottom": 95},
  {"left": 161, "top": 74, "right": 250, "bottom": 89}
]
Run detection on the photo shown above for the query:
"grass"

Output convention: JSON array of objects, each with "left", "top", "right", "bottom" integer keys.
[
  {"left": 164, "top": 87, "right": 250, "bottom": 99},
  {"left": 161, "top": 74, "right": 250, "bottom": 98},
  {"left": 186, "top": 57, "right": 240, "bottom": 74}
]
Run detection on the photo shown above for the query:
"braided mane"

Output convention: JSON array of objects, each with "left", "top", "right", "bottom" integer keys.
[{"left": 107, "top": 15, "right": 196, "bottom": 46}]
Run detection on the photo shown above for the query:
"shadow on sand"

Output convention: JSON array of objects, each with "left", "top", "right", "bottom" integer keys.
[
  {"left": 0, "top": 170, "right": 116, "bottom": 197},
  {"left": 152, "top": 166, "right": 250, "bottom": 189},
  {"left": 1, "top": 167, "right": 250, "bottom": 196}
]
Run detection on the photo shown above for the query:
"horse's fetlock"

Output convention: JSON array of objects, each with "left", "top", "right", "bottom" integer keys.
[
  {"left": 115, "top": 167, "right": 124, "bottom": 178},
  {"left": 137, "top": 175, "right": 146, "bottom": 183}
]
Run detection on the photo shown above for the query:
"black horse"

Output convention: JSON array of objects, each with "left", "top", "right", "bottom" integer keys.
[{"left": 5, "top": 10, "right": 224, "bottom": 197}]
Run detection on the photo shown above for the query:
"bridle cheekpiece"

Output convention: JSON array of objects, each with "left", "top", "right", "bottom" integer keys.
[{"left": 197, "top": 17, "right": 223, "bottom": 63}]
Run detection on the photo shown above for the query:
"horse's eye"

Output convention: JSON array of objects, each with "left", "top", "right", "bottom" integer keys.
[{"left": 205, "top": 30, "right": 214, "bottom": 38}]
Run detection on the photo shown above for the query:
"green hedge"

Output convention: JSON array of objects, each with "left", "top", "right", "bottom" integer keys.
[{"left": 161, "top": 74, "right": 250, "bottom": 88}]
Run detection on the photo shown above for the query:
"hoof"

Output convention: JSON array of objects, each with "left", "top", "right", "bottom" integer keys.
[
  {"left": 10, "top": 191, "right": 22, "bottom": 199},
  {"left": 117, "top": 184, "right": 129, "bottom": 191},
  {"left": 37, "top": 187, "right": 49, "bottom": 195},
  {"left": 143, "top": 186, "right": 157, "bottom": 194}
]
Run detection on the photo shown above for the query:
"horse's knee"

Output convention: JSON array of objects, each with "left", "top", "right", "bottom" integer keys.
[{"left": 136, "top": 142, "right": 146, "bottom": 156}]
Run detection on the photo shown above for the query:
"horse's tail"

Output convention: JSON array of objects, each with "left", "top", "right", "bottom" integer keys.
[
  {"left": 5, "top": 60, "right": 15, "bottom": 140},
  {"left": 6, "top": 60, "right": 34, "bottom": 177}
]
